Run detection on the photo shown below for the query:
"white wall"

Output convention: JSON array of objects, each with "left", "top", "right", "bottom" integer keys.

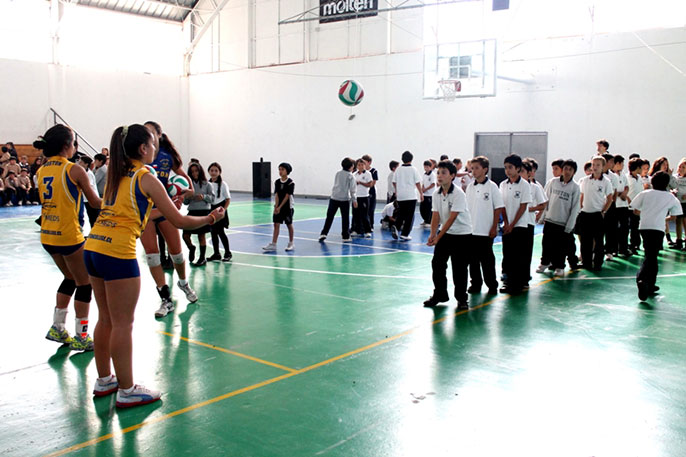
[
  {"left": 0, "top": 58, "right": 184, "bottom": 154},
  {"left": 186, "top": 26, "right": 686, "bottom": 195}
]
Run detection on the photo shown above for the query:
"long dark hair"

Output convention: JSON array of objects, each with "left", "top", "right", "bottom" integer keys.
[
  {"left": 187, "top": 162, "right": 207, "bottom": 185},
  {"left": 33, "top": 124, "right": 74, "bottom": 157},
  {"left": 208, "top": 162, "right": 223, "bottom": 188},
  {"left": 106, "top": 124, "right": 152, "bottom": 203},
  {"left": 649, "top": 156, "right": 669, "bottom": 176},
  {"left": 144, "top": 121, "right": 182, "bottom": 169}
]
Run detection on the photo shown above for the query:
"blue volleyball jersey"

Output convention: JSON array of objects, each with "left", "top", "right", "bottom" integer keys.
[{"left": 149, "top": 148, "right": 174, "bottom": 187}]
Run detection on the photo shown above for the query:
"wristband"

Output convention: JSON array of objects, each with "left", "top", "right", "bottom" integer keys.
[{"left": 209, "top": 213, "right": 217, "bottom": 225}]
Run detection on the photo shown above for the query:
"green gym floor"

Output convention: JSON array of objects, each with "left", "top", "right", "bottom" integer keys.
[{"left": 1, "top": 196, "right": 686, "bottom": 457}]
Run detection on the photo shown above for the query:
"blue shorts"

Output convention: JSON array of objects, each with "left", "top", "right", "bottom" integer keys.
[
  {"left": 42, "top": 242, "right": 85, "bottom": 256},
  {"left": 84, "top": 250, "right": 140, "bottom": 281}
]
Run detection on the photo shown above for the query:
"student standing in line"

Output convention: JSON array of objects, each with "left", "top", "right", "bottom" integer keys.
[
  {"left": 551, "top": 158, "right": 564, "bottom": 179},
  {"left": 522, "top": 158, "right": 548, "bottom": 286},
  {"left": 465, "top": 156, "right": 503, "bottom": 294},
  {"left": 264, "top": 163, "right": 295, "bottom": 251},
  {"left": 626, "top": 157, "right": 644, "bottom": 253},
  {"left": 392, "top": 151, "right": 423, "bottom": 241},
  {"left": 87, "top": 124, "right": 224, "bottom": 407},
  {"left": 386, "top": 160, "right": 399, "bottom": 203},
  {"left": 419, "top": 160, "right": 436, "bottom": 226},
  {"left": 613, "top": 155, "right": 631, "bottom": 256},
  {"left": 577, "top": 156, "right": 614, "bottom": 270},
  {"left": 423, "top": 160, "right": 472, "bottom": 310},
  {"left": 537, "top": 160, "right": 581, "bottom": 277},
  {"left": 93, "top": 153, "right": 108, "bottom": 198},
  {"left": 630, "top": 171, "right": 682, "bottom": 301},
  {"left": 207, "top": 162, "right": 232, "bottom": 262},
  {"left": 35, "top": 124, "right": 102, "bottom": 351},
  {"left": 362, "top": 154, "right": 378, "bottom": 230},
  {"left": 673, "top": 158, "right": 686, "bottom": 251},
  {"left": 601, "top": 153, "right": 620, "bottom": 260},
  {"left": 351, "top": 159, "right": 373, "bottom": 238},
  {"left": 499, "top": 154, "right": 532, "bottom": 294},
  {"left": 319, "top": 158, "right": 357, "bottom": 242},
  {"left": 182, "top": 162, "right": 214, "bottom": 266}
]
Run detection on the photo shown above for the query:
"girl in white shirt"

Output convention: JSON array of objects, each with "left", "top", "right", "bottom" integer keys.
[{"left": 207, "top": 162, "right": 232, "bottom": 261}]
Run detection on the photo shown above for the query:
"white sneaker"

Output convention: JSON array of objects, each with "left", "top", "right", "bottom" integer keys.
[
  {"left": 364, "top": 233, "right": 372, "bottom": 238},
  {"left": 342, "top": 238, "right": 352, "bottom": 243},
  {"left": 605, "top": 253, "right": 614, "bottom": 261},
  {"left": 285, "top": 242, "right": 294, "bottom": 251},
  {"left": 554, "top": 268, "right": 565, "bottom": 277},
  {"left": 318, "top": 235, "right": 327, "bottom": 241},
  {"left": 262, "top": 243, "right": 277, "bottom": 251},
  {"left": 116, "top": 384, "right": 161, "bottom": 408},
  {"left": 400, "top": 235, "right": 412, "bottom": 241},
  {"left": 93, "top": 375, "right": 119, "bottom": 397},
  {"left": 154, "top": 298, "right": 174, "bottom": 318},
  {"left": 177, "top": 281, "right": 198, "bottom": 303},
  {"left": 536, "top": 264, "right": 550, "bottom": 273},
  {"left": 350, "top": 231, "right": 359, "bottom": 237}
]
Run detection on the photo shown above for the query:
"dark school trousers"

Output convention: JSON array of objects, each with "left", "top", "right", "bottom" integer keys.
[
  {"left": 637, "top": 230, "right": 664, "bottom": 289},
  {"left": 352, "top": 196, "right": 371, "bottom": 234},
  {"left": 468, "top": 235, "right": 498, "bottom": 290},
  {"left": 502, "top": 226, "right": 529, "bottom": 290},
  {"left": 525, "top": 224, "right": 535, "bottom": 282},
  {"left": 85, "top": 202, "right": 100, "bottom": 228},
  {"left": 629, "top": 212, "right": 641, "bottom": 250},
  {"left": 604, "top": 202, "right": 618, "bottom": 254},
  {"left": 577, "top": 211, "right": 605, "bottom": 269},
  {"left": 540, "top": 221, "right": 572, "bottom": 270},
  {"left": 321, "top": 199, "right": 350, "bottom": 239},
  {"left": 419, "top": 196, "right": 433, "bottom": 224},
  {"left": 616, "top": 207, "right": 630, "bottom": 253},
  {"left": 368, "top": 187, "right": 377, "bottom": 227},
  {"left": 432, "top": 233, "right": 470, "bottom": 302},
  {"left": 395, "top": 199, "right": 417, "bottom": 237}
]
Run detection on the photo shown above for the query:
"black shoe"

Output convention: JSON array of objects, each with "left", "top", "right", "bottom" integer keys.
[
  {"left": 161, "top": 258, "right": 174, "bottom": 271},
  {"left": 188, "top": 245, "right": 196, "bottom": 263},
  {"left": 487, "top": 288, "right": 498, "bottom": 295},
  {"left": 192, "top": 258, "right": 207, "bottom": 267},
  {"left": 467, "top": 285, "right": 481, "bottom": 294},
  {"left": 423, "top": 295, "right": 449, "bottom": 307},
  {"left": 651, "top": 285, "right": 660, "bottom": 294},
  {"left": 457, "top": 300, "right": 469, "bottom": 310},
  {"left": 391, "top": 225, "right": 399, "bottom": 240},
  {"left": 637, "top": 280, "right": 649, "bottom": 301},
  {"left": 672, "top": 240, "right": 683, "bottom": 250},
  {"left": 222, "top": 253, "right": 233, "bottom": 262},
  {"left": 568, "top": 262, "right": 579, "bottom": 270},
  {"left": 207, "top": 253, "right": 221, "bottom": 262}
]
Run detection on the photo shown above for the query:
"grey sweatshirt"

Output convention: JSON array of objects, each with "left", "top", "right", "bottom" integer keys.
[
  {"left": 330, "top": 170, "right": 357, "bottom": 201},
  {"left": 543, "top": 177, "right": 581, "bottom": 233}
]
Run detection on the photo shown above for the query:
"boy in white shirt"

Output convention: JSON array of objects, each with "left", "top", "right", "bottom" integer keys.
[
  {"left": 391, "top": 151, "right": 423, "bottom": 241},
  {"left": 380, "top": 201, "right": 398, "bottom": 229},
  {"left": 386, "top": 161, "right": 399, "bottom": 203},
  {"left": 626, "top": 158, "right": 644, "bottom": 253},
  {"left": 465, "top": 156, "right": 503, "bottom": 294},
  {"left": 551, "top": 159, "right": 564, "bottom": 179},
  {"left": 352, "top": 158, "right": 373, "bottom": 237},
  {"left": 631, "top": 171, "right": 683, "bottom": 300},
  {"left": 577, "top": 156, "right": 614, "bottom": 270},
  {"left": 499, "top": 154, "right": 532, "bottom": 294},
  {"left": 362, "top": 154, "right": 378, "bottom": 229},
  {"left": 613, "top": 155, "right": 631, "bottom": 256},
  {"left": 420, "top": 160, "right": 436, "bottom": 226},
  {"left": 601, "top": 153, "right": 620, "bottom": 260},
  {"left": 523, "top": 158, "right": 548, "bottom": 285},
  {"left": 319, "top": 158, "right": 358, "bottom": 242},
  {"left": 423, "top": 161, "right": 472, "bottom": 310}
]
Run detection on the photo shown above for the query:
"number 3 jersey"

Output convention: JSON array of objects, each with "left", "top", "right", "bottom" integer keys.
[
  {"left": 37, "top": 155, "right": 85, "bottom": 246},
  {"left": 85, "top": 160, "right": 153, "bottom": 259}
]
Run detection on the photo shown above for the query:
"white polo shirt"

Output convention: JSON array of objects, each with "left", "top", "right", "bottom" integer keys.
[
  {"left": 381, "top": 202, "right": 395, "bottom": 219},
  {"left": 579, "top": 175, "right": 613, "bottom": 213},
  {"left": 386, "top": 171, "right": 395, "bottom": 198},
  {"left": 393, "top": 164, "right": 421, "bottom": 201},
  {"left": 606, "top": 171, "right": 620, "bottom": 194},
  {"left": 499, "top": 177, "right": 532, "bottom": 229},
  {"left": 631, "top": 189, "right": 683, "bottom": 231},
  {"left": 614, "top": 172, "right": 629, "bottom": 208},
  {"left": 432, "top": 184, "right": 472, "bottom": 235},
  {"left": 627, "top": 173, "right": 643, "bottom": 202},
  {"left": 465, "top": 178, "right": 504, "bottom": 236},
  {"left": 524, "top": 180, "right": 547, "bottom": 226},
  {"left": 355, "top": 170, "right": 372, "bottom": 198},
  {"left": 422, "top": 171, "right": 436, "bottom": 196}
]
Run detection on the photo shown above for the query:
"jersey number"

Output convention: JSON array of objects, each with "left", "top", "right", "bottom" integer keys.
[{"left": 43, "top": 177, "right": 54, "bottom": 200}]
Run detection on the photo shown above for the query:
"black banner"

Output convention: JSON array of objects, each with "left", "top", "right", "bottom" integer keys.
[{"left": 319, "top": 0, "right": 378, "bottom": 24}]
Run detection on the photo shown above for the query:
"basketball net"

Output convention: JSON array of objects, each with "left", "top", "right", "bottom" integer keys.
[{"left": 438, "top": 80, "right": 462, "bottom": 102}]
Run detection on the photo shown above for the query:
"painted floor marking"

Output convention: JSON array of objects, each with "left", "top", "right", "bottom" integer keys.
[{"left": 229, "top": 261, "right": 428, "bottom": 280}]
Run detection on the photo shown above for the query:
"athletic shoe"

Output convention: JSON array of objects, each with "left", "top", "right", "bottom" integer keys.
[
  {"left": 419, "top": 222, "right": 429, "bottom": 227},
  {"left": 155, "top": 298, "right": 175, "bottom": 318},
  {"left": 178, "top": 281, "right": 198, "bottom": 303},
  {"left": 391, "top": 226, "right": 398, "bottom": 240},
  {"left": 350, "top": 231, "right": 359, "bottom": 237},
  {"left": 188, "top": 245, "right": 196, "bottom": 263},
  {"left": 535, "top": 264, "right": 550, "bottom": 273},
  {"left": 400, "top": 235, "right": 412, "bottom": 241},
  {"left": 222, "top": 253, "right": 233, "bottom": 262},
  {"left": 342, "top": 238, "right": 352, "bottom": 243},
  {"left": 487, "top": 287, "right": 499, "bottom": 295},
  {"left": 192, "top": 258, "right": 207, "bottom": 267},
  {"left": 318, "top": 235, "right": 327, "bottom": 241},
  {"left": 285, "top": 242, "right": 294, "bottom": 251},
  {"left": 457, "top": 300, "right": 469, "bottom": 311},
  {"left": 93, "top": 375, "right": 119, "bottom": 397},
  {"left": 553, "top": 268, "right": 565, "bottom": 277},
  {"left": 206, "top": 253, "right": 221, "bottom": 262},
  {"left": 605, "top": 253, "right": 614, "bottom": 261},
  {"left": 262, "top": 243, "right": 277, "bottom": 251},
  {"left": 70, "top": 334, "right": 94, "bottom": 351},
  {"left": 364, "top": 233, "right": 372, "bottom": 238},
  {"left": 467, "top": 285, "right": 481, "bottom": 294},
  {"left": 423, "top": 294, "right": 449, "bottom": 307},
  {"left": 637, "top": 280, "right": 649, "bottom": 301},
  {"left": 45, "top": 325, "right": 72, "bottom": 344},
  {"left": 116, "top": 384, "right": 161, "bottom": 408}
]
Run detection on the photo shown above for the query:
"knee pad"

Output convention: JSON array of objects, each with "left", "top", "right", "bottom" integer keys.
[
  {"left": 57, "top": 278, "right": 77, "bottom": 296},
  {"left": 146, "top": 253, "right": 162, "bottom": 267},
  {"left": 170, "top": 253, "right": 184, "bottom": 265},
  {"left": 74, "top": 284, "right": 92, "bottom": 303}
]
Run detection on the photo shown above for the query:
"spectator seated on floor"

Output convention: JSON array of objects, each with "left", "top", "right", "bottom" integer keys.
[
  {"left": 3, "top": 171, "right": 18, "bottom": 206},
  {"left": 2, "top": 156, "right": 21, "bottom": 179}
]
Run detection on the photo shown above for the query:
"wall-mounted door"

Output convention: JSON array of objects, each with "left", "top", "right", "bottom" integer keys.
[{"left": 474, "top": 132, "right": 548, "bottom": 185}]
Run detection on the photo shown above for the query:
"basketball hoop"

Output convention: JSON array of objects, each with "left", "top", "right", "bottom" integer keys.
[{"left": 438, "top": 79, "right": 462, "bottom": 101}]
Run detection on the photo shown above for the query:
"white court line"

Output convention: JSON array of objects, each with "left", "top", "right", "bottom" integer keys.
[
  {"left": 229, "top": 250, "right": 396, "bottom": 259},
  {"left": 557, "top": 272, "right": 686, "bottom": 281},
  {"left": 230, "top": 262, "right": 428, "bottom": 280},
  {"left": 246, "top": 278, "right": 365, "bottom": 302}
]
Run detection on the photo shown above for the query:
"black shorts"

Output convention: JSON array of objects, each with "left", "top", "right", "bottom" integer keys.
[{"left": 273, "top": 208, "right": 294, "bottom": 225}]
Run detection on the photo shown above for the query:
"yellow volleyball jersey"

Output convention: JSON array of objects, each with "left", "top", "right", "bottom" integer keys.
[
  {"left": 37, "top": 156, "right": 85, "bottom": 246},
  {"left": 85, "top": 160, "right": 153, "bottom": 259}
]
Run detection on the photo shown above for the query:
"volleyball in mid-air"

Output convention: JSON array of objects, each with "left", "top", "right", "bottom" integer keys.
[
  {"left": 338, "top": 80, "right": 364, "bottom": 107},
  {"left": 166, "top": 174, "right": 190, "bottom": 197}
]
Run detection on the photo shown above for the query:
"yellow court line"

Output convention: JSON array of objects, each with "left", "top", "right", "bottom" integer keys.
[
  {"left": 45, "top": 277, "right": 557, "bottom": 457},
  {"left": 158, "top": 331, "right": 298, "bottom": 373}
]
